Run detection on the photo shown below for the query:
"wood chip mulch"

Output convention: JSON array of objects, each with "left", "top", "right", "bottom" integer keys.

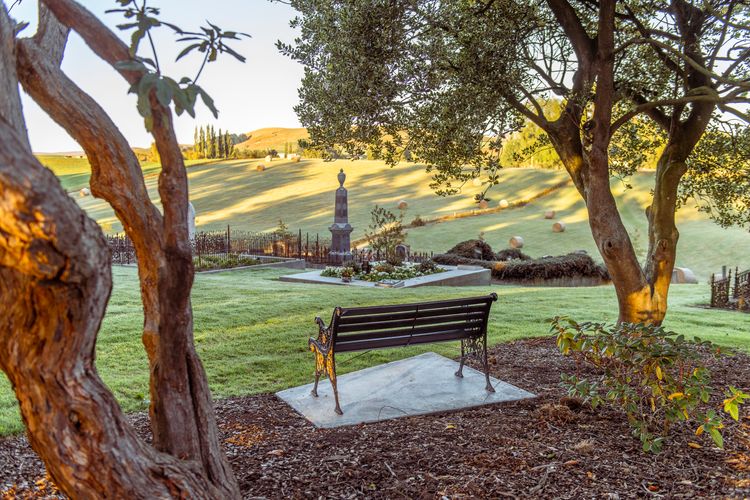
[{"left": 2, "top": 336, "right": 749, "bottom": 498}]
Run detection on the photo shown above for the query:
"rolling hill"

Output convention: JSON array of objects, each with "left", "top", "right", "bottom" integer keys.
[
  {"left": 41, "top": 155, "right": 750, "bottom": 280},
  {"left": 235, "top": 127, "right": 309, "bottom": 153}
]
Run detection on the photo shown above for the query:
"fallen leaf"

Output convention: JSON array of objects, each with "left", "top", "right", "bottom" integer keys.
[
  {"left": 564, "top": 459, "right": 580, "bottom": 466},
  {"left": 267, "top": 449, "right": 284, "bottom": 456},
  {"left": 688, "top": 442, "right": 702, "bottom": 449}
]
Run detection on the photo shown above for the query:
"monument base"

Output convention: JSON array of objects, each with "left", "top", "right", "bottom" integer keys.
[{"left": 328, "top": 251, "right": 353, "bottom": 265}]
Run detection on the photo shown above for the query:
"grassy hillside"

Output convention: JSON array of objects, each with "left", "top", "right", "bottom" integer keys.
[
  {"left": 235, "top": 127, "right": 309, "bottom": 152},
  {"left": 44, "top": 155, "right": 749, "bottom": 279},
  {"left": 0, "top": 265, "right": 747, "bottom": 435}
]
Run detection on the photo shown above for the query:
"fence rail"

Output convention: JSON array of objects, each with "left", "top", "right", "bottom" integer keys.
[
  {"left": 106, "top": 226, "right": 433, "bottom": 268},
  {"left": 710, "top": 267, "right": 750, "bottom": 311}
]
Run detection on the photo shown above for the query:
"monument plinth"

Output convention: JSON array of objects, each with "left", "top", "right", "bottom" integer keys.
[{"left": 329, "top": 169, "right": 353, "bottom": 264}]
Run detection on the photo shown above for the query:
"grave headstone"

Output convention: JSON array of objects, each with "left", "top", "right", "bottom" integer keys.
[{"left": 187, "top": 202, "right": 196, "bottom": 241}]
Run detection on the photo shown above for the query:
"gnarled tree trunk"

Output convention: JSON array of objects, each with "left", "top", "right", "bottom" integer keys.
[{"left": 1, "top": 1, "right": 239, "bottom": 496}]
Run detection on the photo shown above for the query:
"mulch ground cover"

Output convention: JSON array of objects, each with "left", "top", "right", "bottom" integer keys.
[{"left": 2, "top": 336, "right": 749, "bottom": 498}]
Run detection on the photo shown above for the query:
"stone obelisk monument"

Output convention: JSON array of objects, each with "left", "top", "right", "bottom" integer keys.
[{"left": 329, "top": 169, "right": 353, "bottom": 264}]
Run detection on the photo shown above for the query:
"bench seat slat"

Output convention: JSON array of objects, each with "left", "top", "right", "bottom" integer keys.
[
  {"left": 336, "top": 310, "right": 486, "bottom": 333},
  {"left": 336, "top": 304, "right": 488, "bottom": 326},
  {"left": 336, "top": 321, "right": 483, "bottom": 343},
  {"left": 335, "top": 329, "right": 476, "bottom": 352},
  {"left": 339, "top": 296, "right": 492, "bottom": 317}
]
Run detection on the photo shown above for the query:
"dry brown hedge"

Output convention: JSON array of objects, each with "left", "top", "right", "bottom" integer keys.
[{"left": 433, "top": 251, "right": 609, "bottom": 281}]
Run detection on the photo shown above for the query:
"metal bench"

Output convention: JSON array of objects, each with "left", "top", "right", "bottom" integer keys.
[{"left": 309, "top": 293, "right": 498, "bottom": 414}]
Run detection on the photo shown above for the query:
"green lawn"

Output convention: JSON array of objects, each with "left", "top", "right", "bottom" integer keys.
[
  {"left": 1, "top": 265, "right": 747, "bottom": 436},
  {"left": 407, "top": 172, "right": 750, "bottom": 280}
]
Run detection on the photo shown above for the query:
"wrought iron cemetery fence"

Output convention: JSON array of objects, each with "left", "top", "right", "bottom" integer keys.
[
  {"left": 107, "top": 226, "right": 434, "bottom": 268},
  {"left": 710, "top": 267, "right": 750, "bottom": 311}
]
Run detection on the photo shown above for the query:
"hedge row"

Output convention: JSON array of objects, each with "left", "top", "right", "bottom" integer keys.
[{"left": 433, "top": 251, "right": 609, "bottom": 281}]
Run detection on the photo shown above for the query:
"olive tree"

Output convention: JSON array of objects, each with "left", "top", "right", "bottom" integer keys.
[
  {"left": 1, "top": 0, "right": 246, "bottom": 496},
  {"left": 281, "top": 0, "right": 750, "bottom": 324}
]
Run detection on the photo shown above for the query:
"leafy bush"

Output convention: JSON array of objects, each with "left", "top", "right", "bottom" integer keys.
[
  {"left": 194, "top": 254, "right": 262, "bottom": 271},
  {"left": 411, "top": 215, "right": 427, "bottom": 226},
  {"left": 365, "top": 205, "right": 406, "bottom": 260},
  {"left": 320, "top": 261, "right": 445, "bottom": 282},
  {"left": 417, "top": 259, "right": 439, "bottom": 273},
  {"left": 445, "top": 239, "right": 495, "bottom": 260},
  {"left": 553, "top": 317, "right": 748, "bottom": 453}
]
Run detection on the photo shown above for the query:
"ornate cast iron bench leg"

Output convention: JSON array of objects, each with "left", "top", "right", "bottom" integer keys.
[
  {"left": 455, "top": 334, "right": 495, "bottom": 392},
  {"left": 309, "top": 316, "right": 344, "bottom": 415}
]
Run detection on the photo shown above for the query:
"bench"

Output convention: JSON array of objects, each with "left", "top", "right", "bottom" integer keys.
[{"left": 309, "top": 293, "right": 498, "bottom": 414}]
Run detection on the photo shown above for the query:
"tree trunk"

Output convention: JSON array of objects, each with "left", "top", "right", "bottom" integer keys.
[
  {"left": 1, "top": 2, "right": 240, "bottom": 496},
  {"left": 0, "top": 120, "right": 232, "bottom": 499}
]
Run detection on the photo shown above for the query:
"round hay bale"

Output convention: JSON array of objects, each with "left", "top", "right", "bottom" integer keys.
[
  {"left": 264, "top": 155, "right": 272, "bottom": 162},
  {"left": 292, "top": 156, "right": 301, "bottom": 163},
  {"left": 552, "top": 221, "right": 566, "bottom": 233},
  {"left": 499, "top": 199, "right": 510, "bottom": 208},
  {"left": 256, "top": 164, "right": 266, "bottom": 172},
  {"left": 671, "top": 267, "right": 698, "bottom": 284},
  {"left": 79, "top": 187, "right": 90, "bottom": 197},
  {"left": 544, "top": 210, "right": 556, "bottom": 219},
  {"left": 397, "top": 200, "right": 409, "bottom": 210},
  {"left": 509, "top": 236, "right": 524, "bottom": 249},
  {"left": 472, "top": 178, "right": 483, "bottom": 187},
  {"left": 478, "top": 200, "right": 489, "bottom": 209}
]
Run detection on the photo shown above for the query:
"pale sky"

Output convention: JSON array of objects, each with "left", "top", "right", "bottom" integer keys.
[{"left": 10, "top": 0, "right": 303, "bottom": 153}]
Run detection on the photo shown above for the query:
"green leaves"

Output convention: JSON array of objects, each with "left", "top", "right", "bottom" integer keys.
[
  {"left": 553, "top": 318, "right": 746, "bottom": 453},
  {"left": 107, "top": 0, "right": 248, "bottom": 131}
]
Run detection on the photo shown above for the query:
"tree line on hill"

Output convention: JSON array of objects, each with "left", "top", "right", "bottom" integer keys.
[{"left": 191, "top": 125, "right": 235, "bottom": 160}]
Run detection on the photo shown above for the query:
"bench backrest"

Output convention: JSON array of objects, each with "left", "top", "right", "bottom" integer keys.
[{"left": 330, "top": 293, "right": 497, "bottom": 353}]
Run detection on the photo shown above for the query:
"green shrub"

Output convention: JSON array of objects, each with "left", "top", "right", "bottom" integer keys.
[
  {"left": 411, "top": 215, "right": 427, "bottom": 227},
  {"left": 417, "top": 259, "right": 439, "bottom": 273},
  {"left": 552, "top": 317, "right": 748, "bottom": 453}
]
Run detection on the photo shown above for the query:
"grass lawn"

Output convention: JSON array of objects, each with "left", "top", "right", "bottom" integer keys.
[
  {"left": 407, "top": 172, "right": 750, "bottom": 280},
  {"left": 1, "top": 265, "right": 747, "bottom": 436}
]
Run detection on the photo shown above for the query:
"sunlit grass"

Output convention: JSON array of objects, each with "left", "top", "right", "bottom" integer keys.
[{"left": 0, "top": 265, "right": 747, "bottom": 436}]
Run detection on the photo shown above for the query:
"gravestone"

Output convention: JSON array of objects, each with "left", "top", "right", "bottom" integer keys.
[
  {"left": 329, "top": 169, "right": 353, "bottom": 264},
  {"left": 395, "top": 244, "right": 410, "bottom": 261},
  {"left": 187, "top": 202, "right": 196, "bottom": 241}
]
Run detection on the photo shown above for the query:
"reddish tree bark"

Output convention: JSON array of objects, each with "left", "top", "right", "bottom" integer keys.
[{"left": 1, "top": 1, "right": 239, "bottom": 496}]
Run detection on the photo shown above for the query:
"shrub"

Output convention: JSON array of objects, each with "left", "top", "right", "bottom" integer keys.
[
  {"left": 365, "top": 205, "right": 406, "bottom": 261},
  {"left": 373, "top": 262, "right": 396, "bottom": 274},
  {"left": 495, "top": 248, "right": 532, "bottom": 261},
  {"left": 417, "top": 259, "right": 439, "bottom": 273},
  {"left": 493, "top": 252, "right": 609, "bottom": 281},
  {"left": 445, "top": 239, "right": 494, "bottom": 260},
  {"left": 411, "top": 215, "right": 427, "bottom": 227},
  {"left": 553, "top": 318, "right": 748, "bottom": 453}
]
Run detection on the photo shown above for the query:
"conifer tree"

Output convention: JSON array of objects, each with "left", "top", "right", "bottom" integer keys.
[
  {"left": 199, "top": 126, "right": 206, "bottom": 157},
  {"left": 218, "top": 128, "right": 225, "bottom": 158}
]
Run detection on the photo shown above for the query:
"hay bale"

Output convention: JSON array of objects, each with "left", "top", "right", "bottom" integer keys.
[
  {"left": 256, "top": 164, "right": 266, "bottom": 172},
  {"left": 509, "top": 236, "right": 524, "bottom": 249},
  {"left": 79, "top": 187, "right": 90, "bottom": 197},
  {"left": 671, "top": 267, "right": 698, "bottom": 284},
  {"left": 544, "top": 210, "right": 556, "bottom": 219},
  {"left": 472, "top": 178, "right": 483, "bottom": 187},
  {"left": 499, "top": 199, "right": 509, "bottom": 208},
  {"left": 292, "top": 156, "right": 301, "bottom": 163},
  {"left": 552, "top": 221, "right": 566, "bottom": 233},
  {"left": 397, "top": 200, "right": 409, "bottom": 210},
  {"left": 264, "top": 155, "right": 272, "bottom": 162},
  {"left": 478, "top": 200, "right": 489, "bottom": 209}
]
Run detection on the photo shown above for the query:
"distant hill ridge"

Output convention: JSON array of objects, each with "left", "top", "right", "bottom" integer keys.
[{"left": 235, "top": 127, "right": 309, "bottom": 153}]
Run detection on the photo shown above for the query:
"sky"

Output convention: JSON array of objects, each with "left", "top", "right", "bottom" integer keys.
[{"left": 10, "top": 0, "right": 304, "bottom": 153}]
